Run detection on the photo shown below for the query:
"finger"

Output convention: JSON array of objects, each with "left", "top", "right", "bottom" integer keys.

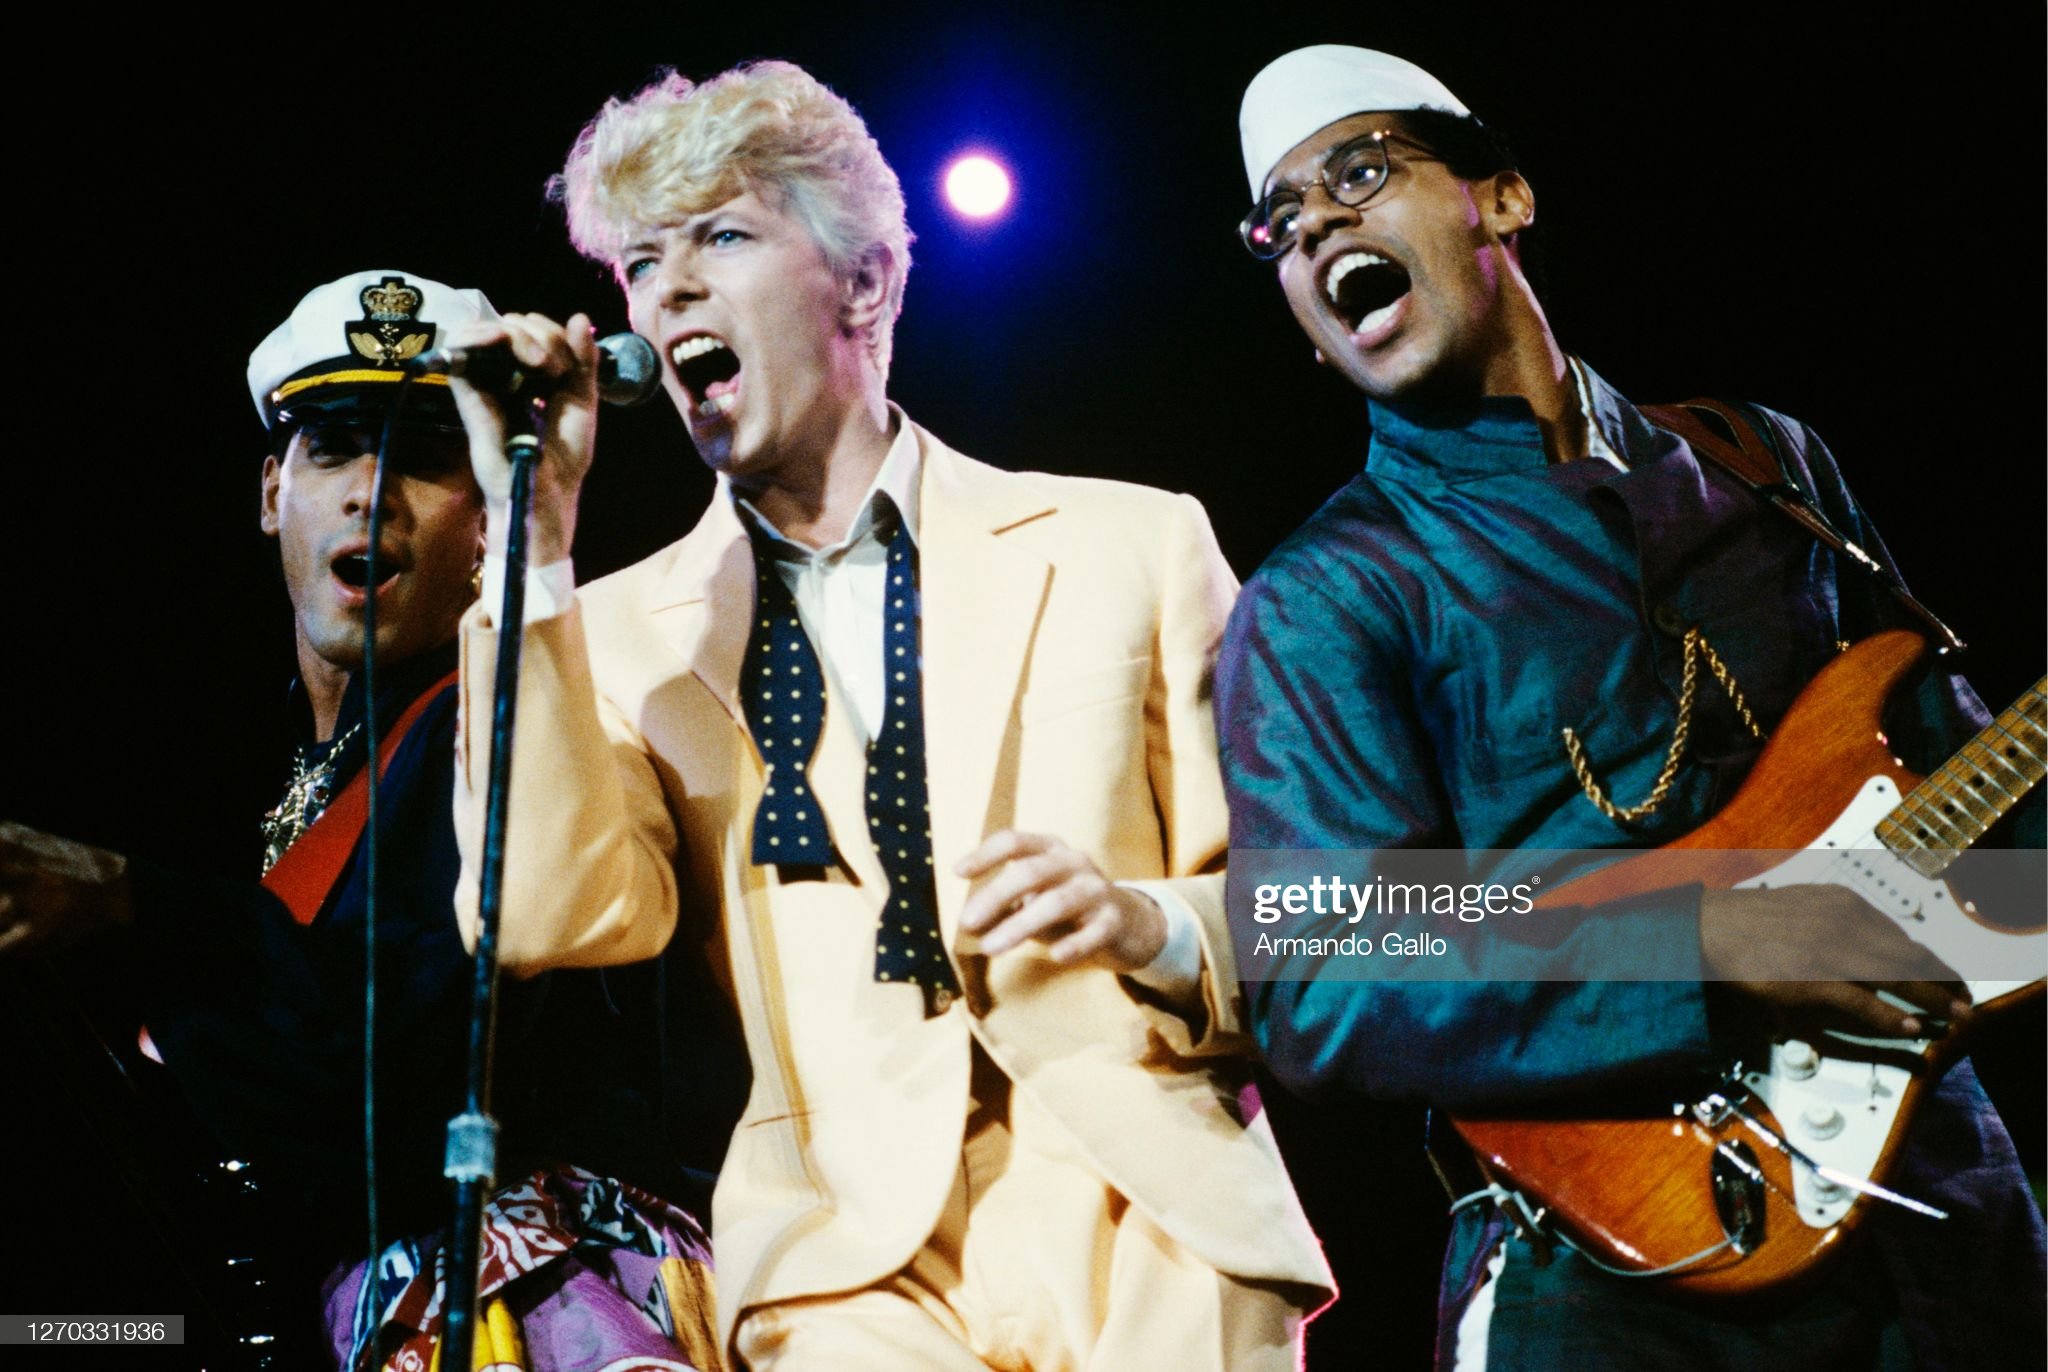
[
  {"left": 1048, "top": 908, "right": 1117, "bottom": 965},
  {"left": 982, "top": 879, "right": 1096, "bottom": 955},
  {"left": 1868, "top": 980, "right": 1973, "bottom": 1026},
  {"left": 1817, "top": 983, "right": 1927, "bottom": 1037},
  {"left": 446, "top": 368, "right": 511, "bottom": 441},
  {"left": 0, "top": 918, "right": 30, "bottom": 957},
  {"left": 1846, "top": 946, "right": 1971, "bottom": 1014},
  {"left": 540, "top": 316, "right": 585, "bottom": 378},
  {"left": 955, "top": 830, "right": 1054, "bottom": 882},
  {"left": 959, "top": 851, "right": 1072, "bottom": 934},
  {"left": 550, "top": 314, "right": 604, "bottom": 433},
  {"left": 499, "top": 314, "right": 578, "bottom": 378},
  {"left": 566, "top": 313, "right": 599, "bottom": 370},
  {"left": 446, "top": 354, "right": 517, "bottom": 468}
]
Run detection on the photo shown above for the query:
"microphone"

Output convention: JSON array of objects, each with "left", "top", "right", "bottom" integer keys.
[{"left": 407, "top": 332, "right": 661, "bottom": 407}]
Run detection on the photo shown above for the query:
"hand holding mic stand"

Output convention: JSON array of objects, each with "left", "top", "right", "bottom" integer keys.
[{"left": 431, "top": 332, "right": 657, "bottom": 1372}]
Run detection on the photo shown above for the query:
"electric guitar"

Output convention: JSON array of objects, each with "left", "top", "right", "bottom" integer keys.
[{"left": 1450, "top": 630, "right": 2046, "bottom": 1294}]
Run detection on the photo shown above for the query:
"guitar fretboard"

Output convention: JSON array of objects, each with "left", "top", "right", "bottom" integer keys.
[{"left": 1876, "top": 678, "right": 2047, "bottom": 876}]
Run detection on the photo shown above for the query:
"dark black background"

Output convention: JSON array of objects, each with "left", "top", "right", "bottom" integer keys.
[{"left": 3, "top": 4, "right": 2041, "bottom": 1367}]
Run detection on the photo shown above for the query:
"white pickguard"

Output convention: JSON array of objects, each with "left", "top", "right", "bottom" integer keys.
[{"left": 1734, "top": 774, "right": 2047, "bottom": 1228}]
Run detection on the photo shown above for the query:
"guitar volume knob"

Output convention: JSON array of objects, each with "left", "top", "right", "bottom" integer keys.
[
  {"left": 1800, "top": 1104, "right": 1845, "bottom": 1140},
  {"left": 1779, "top": 1040, "right": 1819, "bottom": 1079}
]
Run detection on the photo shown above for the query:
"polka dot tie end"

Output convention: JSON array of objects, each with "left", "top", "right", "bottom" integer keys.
[{"left": 740, "top": 514, "right": 959, "bottom": 1015}]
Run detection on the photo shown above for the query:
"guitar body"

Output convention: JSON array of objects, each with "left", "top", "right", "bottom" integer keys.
[{"left": 1452, "top": 630, "right": 2047, "bottom": 1295}]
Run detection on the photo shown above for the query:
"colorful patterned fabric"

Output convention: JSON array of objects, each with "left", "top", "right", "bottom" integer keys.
[{"left": 321, "top": 1165, "right": 719, "bottom": 1372}]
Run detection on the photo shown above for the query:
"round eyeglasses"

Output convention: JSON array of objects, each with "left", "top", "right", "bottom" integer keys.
[{"left": 1239, "top": 130, "right": 1435, "bottom": 261}]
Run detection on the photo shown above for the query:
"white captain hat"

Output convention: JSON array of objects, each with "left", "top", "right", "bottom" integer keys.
[{"left": 247, "top": 269, "right": 500, "bottom": 431}]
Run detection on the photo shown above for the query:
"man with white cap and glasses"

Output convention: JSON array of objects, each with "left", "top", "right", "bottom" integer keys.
[{"left": 1217, "top": 44, "right": 2045, "bottom": 1369}]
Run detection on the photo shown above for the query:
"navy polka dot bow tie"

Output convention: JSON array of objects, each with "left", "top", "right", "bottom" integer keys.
[
  {"left": 741, "top": 538, "right": 838, "bottom": 866},
  {"left": 740, "top": 514, "right": 959, "bottom": 1012}
]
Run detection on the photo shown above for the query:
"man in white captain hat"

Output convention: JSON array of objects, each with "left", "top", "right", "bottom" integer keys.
[
  {"left": 1217, "top": 44, "right": 2046, "bottom": 1371},
  {"left": 3, "top": 270, "right": 723, "bottom": 1370}
]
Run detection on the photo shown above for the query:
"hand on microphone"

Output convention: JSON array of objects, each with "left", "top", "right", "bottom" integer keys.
[{"left": 444, "top": 312, "right": 600, "bottom": 568}]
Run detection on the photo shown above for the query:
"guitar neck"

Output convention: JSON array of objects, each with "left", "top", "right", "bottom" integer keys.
[{"left": 1876, "top": 677, "right": 2048, "bottom": 876}]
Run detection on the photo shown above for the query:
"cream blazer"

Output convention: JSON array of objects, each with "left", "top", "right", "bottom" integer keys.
[{"left": 454, "top": 421, "right": 1332, "bottom": 1354}]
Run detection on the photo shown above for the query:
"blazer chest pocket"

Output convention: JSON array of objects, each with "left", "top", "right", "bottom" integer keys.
[{"left": 1018, "top": 654, "right": 1151, "bottom": 729}]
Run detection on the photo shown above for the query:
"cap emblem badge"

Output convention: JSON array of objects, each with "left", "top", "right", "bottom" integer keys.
[{"left": 345, "top": 276, "right": 433, "bottom": 367}]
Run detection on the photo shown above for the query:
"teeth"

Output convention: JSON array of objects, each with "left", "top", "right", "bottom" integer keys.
[
  {"left": 671, "top": 335, "right": 729, "bottom": 365},
  {"left": 1354, "top": 301, "right": 1401, "bottom": 337},
  {"left": 1325, "top": 251, "right": 1388, "bottom": 303}
]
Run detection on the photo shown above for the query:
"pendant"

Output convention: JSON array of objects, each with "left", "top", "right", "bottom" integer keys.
[{"left": 259, "top": 723, "right": 361, "bottom": 874}]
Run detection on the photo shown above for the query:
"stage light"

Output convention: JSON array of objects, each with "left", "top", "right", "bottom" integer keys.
[{"left": 944, "top": 154, "right": 1012, "bottom": 220}]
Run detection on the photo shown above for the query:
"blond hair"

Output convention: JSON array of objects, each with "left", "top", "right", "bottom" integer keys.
[{"left": 553, "top": 61, "right": 913, "bottom": 376}]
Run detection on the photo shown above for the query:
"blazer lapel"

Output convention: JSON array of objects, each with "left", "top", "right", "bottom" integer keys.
[
  {"left": 649, "top": 488, "right": 756, "bottom": 731},
  {"left": 644, "top": 438, "right": 1055, "bottom": 919},
  {"left": 913, "top": 429, "right": 1056, "bottom": 924}
]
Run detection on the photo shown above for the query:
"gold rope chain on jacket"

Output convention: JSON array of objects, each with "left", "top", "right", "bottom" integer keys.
[{"left": 1561, "top": 626, "right": 1766, "bottom": 824}]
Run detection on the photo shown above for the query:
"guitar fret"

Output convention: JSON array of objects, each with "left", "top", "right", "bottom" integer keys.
[
  {"left": 1982, "top": 694, "right": 2044, "bottom": 778},
  {"left": 1902, "top": 775, "right": 1978, "bottom": 837},
  {"left": 1941, "top": 757, "right": 2007, "bottom": 810},
  {"left": 1878, "top": 675, "right": 2048, "bottom": 876},
  {"left": 1985, "top": 717, "right": 2046, "bottom": 778},
  {"left": 1955, "top": 740, "right": 2028, "bottom": 804},
  {"left": 1920, "top": 763, "right": 2001, "bottom": 836},
  {"left": 1893, "top": 796, "right": 1971, "bottom": 851},
  {"left": 1886, "top": 791, "right": 1968, "bottom": 848},
  {"left": 1957, "top": 745, "right": 2023, "bottom": 802}
]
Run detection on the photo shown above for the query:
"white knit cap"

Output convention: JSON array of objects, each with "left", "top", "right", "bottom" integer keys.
[{"left": 1239, "top": 46, "right": 1469, "bottom": 198}]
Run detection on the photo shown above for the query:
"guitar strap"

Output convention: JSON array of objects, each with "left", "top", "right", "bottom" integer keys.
[
  {"left": 259, "top": 668, "right": 461, "bottom": 925},
  {"left": 1639, "top": 399, "right": 1965, "bottom": 654}
]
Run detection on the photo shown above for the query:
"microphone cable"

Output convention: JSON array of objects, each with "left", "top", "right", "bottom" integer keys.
[{"left": 356, "top": 372, "right": 418, "bottom": 1269}]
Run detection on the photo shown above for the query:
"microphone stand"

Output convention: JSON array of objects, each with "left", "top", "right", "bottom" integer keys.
[{"left": 439, "top": 405, "right": 541, "bottom": 1372}]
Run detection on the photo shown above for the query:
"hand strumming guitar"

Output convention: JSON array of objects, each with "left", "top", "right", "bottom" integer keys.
[{"left": 1700, "top": 884, "right": 1972, "bottom": 1043}]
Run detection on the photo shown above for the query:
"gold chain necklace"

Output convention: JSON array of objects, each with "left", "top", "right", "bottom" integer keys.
[
  {"left": 1561, "top": 626, "right": 1765, "bottom": 824},
  {"left": 259, "top": 719, "right": 366, "bottom": 874}
]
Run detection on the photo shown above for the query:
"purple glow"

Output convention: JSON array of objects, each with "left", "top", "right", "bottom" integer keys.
[{"left": 944, "top": 154, "right": 1012, "bottom": 219}]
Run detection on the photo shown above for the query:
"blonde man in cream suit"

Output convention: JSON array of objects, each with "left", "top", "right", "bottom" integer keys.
[{"left": 446, "top": 61, "right": 1332, "bottom": 1372}]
